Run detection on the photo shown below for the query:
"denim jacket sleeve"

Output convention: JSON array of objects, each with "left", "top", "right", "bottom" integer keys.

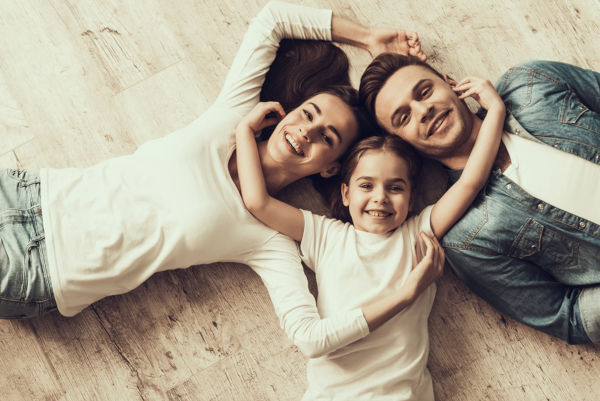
[{"left": 493, "top": 60, "right": 600, "bottom": 165}]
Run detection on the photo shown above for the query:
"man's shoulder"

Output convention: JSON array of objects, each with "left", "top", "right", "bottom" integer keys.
[{"left": 495, "top": 60, "right": 568, "bottom": 96}]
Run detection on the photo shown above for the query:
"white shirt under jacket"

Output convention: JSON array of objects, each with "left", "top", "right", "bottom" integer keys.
[{"left": 40, "top": 1, "right": 369, "bottom": 358}]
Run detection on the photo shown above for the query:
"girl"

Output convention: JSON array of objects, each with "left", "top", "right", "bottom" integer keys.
[
  {"left": 235, "top": 76, "right": 505, "bottom": 399},
  {"left": 0, "top": 2, "right": 424, "bottom": 358}
]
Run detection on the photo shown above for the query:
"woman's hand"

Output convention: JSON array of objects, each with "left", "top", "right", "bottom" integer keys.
[
  {"left": 238, "top": 101, "right": 286, "bottom": 134},
  {"left": 403, "top": 233, "right": 444, "bottom": 299},
  {"left": 367, "top": 28, "right": 426, "bottom": 61},
  {"left": 451, "top": 76, "right": 504, "bottom": 112}
]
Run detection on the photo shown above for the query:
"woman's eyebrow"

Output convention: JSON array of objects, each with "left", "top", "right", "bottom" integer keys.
[{"left": 308, "top": 102, "right": 342, "bottom": 143}]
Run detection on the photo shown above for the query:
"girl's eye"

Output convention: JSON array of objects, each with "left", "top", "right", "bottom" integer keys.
[
  {"left": 303, "top": 110, "right": 313, "bottom": 121},
  {"left": 322, "top": 132, "right": 333, "bottom": 146},
  {"left": 359, "top": 183, "right": 372, "bottom": 190},
  {"left": 420, "top": 86, "right": 431, "bottom": 98},
  {"left": 390, "top": 186, "right": 404, "bottom": 192}
]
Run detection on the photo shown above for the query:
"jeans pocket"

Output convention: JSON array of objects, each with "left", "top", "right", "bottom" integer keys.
[
  {"left": 562, "top": 91, "right": 600, "bottom": 135},
  {"left": 509, "top": 218, "right": 579, "bottom": 273}
]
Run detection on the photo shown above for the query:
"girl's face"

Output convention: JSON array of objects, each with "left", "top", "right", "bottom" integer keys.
[
  {"left": 266, "top": 93, "right": 359, "bottom": 178},
  {"left": 341, "top": 150, "right": 413, "bottom": 234}
]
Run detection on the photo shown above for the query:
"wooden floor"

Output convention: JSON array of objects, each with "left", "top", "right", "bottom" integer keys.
[{"left": 1, "top": 0, "right": 599, "bottom": 400}]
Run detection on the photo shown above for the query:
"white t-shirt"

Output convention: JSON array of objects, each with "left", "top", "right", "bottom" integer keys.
[
  {"left": 502, "top": 132, "right": 600, "bottom": 225},
  {"left": 299, "top": 206, "right": 436, "bottom": 401},
  {"left": 39, "top": 1, "right": 369, "bottom": 358}
]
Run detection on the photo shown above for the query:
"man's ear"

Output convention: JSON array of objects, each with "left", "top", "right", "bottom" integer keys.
[
  {"left": 443, "top": 74, "right": 457, "bottom": 87},
  {"left": 320, "top": 162, "right": 340, "bottom": 178},
  {"left": 341, "top": 182, "right": 350, "bottom": 207}
]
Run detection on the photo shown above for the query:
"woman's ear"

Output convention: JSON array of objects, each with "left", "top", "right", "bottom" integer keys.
[
  {"left": 320, "top": 162, "right": 340, "bottom": 178},
  {"left": 341, "top": 182, "right": 350, "bottom": 206}
]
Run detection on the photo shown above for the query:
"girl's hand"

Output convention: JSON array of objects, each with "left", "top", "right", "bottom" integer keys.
[
  {"left": 367, "top": 28, "right": 426, "bottom": 61},
  {"left": 451, "top": 76, "right": 504, "bottom": 111},
  {"left": 239, "top": 101, "right": 286, "bottom": 134},
  {"left": 403, "top": 232, "right": 444, "bottom": 298}
]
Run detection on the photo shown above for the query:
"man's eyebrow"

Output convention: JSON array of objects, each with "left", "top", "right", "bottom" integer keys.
[
  {"left": 309, "top": 102, "right": 342, "bottom": 143},
  {"left": 390, "top": 79, "right": 429, "bottom": 127}
]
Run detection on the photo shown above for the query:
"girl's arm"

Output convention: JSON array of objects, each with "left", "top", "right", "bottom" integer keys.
[
  {"left": 235, "top": 102, "right": 305, "bottom": 242},
  {"left": 362, "top": 232, "right": 444, "bottom": 331},
  {"left": 430, "top": 77, "right": 506, "bottom": 238}
]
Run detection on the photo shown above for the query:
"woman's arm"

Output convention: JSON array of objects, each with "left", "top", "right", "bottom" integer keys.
[
  {"left": 331, "top": 16, "right": 426, "bottom": 60},
  {"left": 235, "top": 102, "right": 305, "bottom": 241},
  {"left": 430, "top": 77, "right": 505, "bottom": 238},
  {"left": 216, "top": 1, "right": 426, "bottom": 115}
]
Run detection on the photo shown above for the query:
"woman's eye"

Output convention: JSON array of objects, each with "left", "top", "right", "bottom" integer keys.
[
  {"left": 303, "top": 110, "right": 313, "bottom": 121},
  {"left": 322, "top": 133, "right": 333, "bottom": 146}
]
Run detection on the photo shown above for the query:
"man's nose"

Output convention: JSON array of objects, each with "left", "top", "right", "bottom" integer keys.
[{"left": 411, "top": 101, "right": 434, "bottom": 123}]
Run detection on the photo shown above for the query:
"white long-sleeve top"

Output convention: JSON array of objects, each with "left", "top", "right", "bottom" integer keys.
[{"left": 40, "top": 1, "right": 369, "bottom": 358}]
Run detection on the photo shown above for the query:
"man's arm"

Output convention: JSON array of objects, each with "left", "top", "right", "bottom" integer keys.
[{"left": 497, "top": 60, "right": 600, "bottom": 113}]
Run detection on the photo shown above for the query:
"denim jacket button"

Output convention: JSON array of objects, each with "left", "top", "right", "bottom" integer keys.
[
  {"left": 537, "top": 203, "right": 544, "bottom": 210},
  {"left": 506, "top": 184, "right": 512, "bottom": 190},
  {"left": 579, "top": 221, "right": 586, "bottom": 229}
]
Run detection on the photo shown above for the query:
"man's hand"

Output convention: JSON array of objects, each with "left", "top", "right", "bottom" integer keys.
[{"left": 367, "top": 28, "right": 426, "bottom": 61}]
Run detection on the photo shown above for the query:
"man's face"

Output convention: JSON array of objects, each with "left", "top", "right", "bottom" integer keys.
[{"left": 374, "top": 65, "right": 473, "bottom": 160}]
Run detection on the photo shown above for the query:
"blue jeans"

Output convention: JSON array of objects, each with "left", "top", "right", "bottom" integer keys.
[
  {"left": 0, "top": 169, "right": 56, "bottom": 318},
  {"left": 443, "top": 61, "right": 600, "bottom": 344}
]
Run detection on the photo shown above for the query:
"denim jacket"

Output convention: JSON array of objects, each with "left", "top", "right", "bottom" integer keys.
[{"left": 442, "top": 60, "right": 600, "bottom": 344}]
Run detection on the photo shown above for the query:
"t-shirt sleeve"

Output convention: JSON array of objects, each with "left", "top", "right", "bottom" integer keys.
[
  {"left": 248, "top": 232, "right": 369, "bottom": 358},
  {"left": 299, "top": 209, "right": 347, "bottom": 273},
  {"left": 214, "top": 1, "right": 333, "bottom": 117},
  {"left": 406, "top": 205, "right": 434, "bottom": 260}
]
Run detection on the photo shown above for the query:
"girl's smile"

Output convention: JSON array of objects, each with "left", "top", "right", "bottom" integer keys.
[{"left": 342, "top": 150, "right": 413, "bottom": 234}]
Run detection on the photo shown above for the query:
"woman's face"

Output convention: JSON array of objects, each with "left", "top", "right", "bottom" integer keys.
[{"left": 266, "top": 93, "right": 359, "bottom": 178}]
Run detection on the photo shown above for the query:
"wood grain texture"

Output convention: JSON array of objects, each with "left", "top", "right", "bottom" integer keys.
[{"left": 0, "top": 0, "right": 598, "bottom": 400}]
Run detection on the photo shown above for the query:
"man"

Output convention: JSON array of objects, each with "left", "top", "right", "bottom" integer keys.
[{"left": 359, "top": 54, "right": 600, "bottom": 344}]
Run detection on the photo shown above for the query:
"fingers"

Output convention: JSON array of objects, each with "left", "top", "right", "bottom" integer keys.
[
  {"left": 248, "top": 101, "right": 286, "bottom": 131},
  {"left": 406, "top": 31, "right": 427, "bottom": 61},
  {"left": 419, "top": 232, "right": 445, "bottom": 272}
]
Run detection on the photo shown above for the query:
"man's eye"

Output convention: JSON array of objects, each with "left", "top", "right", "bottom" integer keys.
[
  {"left": 303, "top": 110, "right": 313, "bottom": 121},
  {"left": 399, "top": 113, "right": 409, "bottom": 125}
]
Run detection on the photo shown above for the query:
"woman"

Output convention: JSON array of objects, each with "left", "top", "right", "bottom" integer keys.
[{"left": 0, "top": 2, "right": 424, "bottom": 357}]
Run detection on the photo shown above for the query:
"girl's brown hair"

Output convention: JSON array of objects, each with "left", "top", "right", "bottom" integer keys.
[{"left": 330, "top": 135, "right": 422, "bottom": 223}]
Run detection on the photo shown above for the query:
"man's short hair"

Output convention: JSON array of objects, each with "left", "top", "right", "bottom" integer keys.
[{"left": 359, "top": 53, "right": 444, "bottom": 125}]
